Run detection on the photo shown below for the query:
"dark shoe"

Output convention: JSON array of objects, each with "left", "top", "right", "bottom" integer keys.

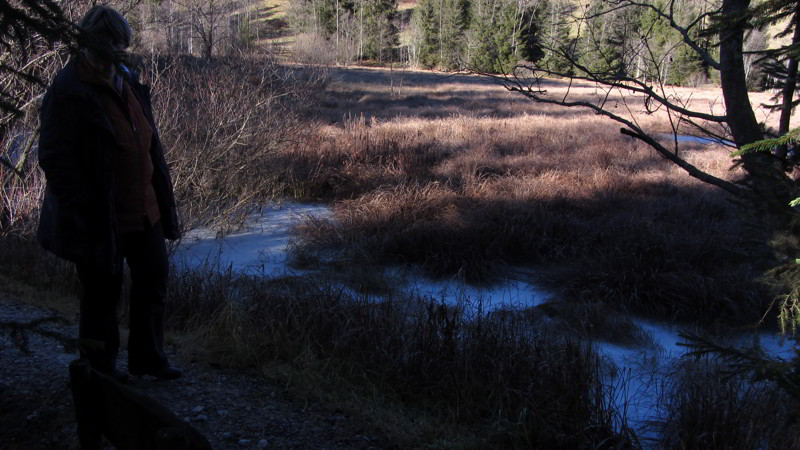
[{"left": 129, "top": 365, "right": 183, "bottom": 380}]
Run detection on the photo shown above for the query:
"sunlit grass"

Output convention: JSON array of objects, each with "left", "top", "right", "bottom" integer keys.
[
  {"left": 316, "top": 66, "right": 797, "bottom": 135},
  {"left": 280, "top": 84, "right": 773, "bottom": 324}
]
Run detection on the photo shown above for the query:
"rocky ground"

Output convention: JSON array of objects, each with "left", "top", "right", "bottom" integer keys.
[{"left": 0, "top": 297, "right": 392, "bottom": 450}]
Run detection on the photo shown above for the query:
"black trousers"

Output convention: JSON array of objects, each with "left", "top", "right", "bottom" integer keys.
[{"left": 75, "top": 220, "right": 169, "bottom": 373}]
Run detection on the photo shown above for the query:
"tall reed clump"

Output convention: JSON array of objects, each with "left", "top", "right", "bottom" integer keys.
[
  {"left": 284, "top": 116, "right": 772, "bottom": 324},
  {"left": 655, "top": 358, "right": 800, "bottom": 449},
  {"left": 1, "top": 124, "right": 47, "bottom": 238},
  {"left": 166, "top": 267, "right": 628, "bottom": 448}
]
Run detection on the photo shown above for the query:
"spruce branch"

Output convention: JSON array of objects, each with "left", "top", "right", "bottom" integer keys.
[
  {"left": 678, "top": 331, "right": 800, "bottom": 399},
  {"left": 732, "top": 127, "right": 800, "bottom": 157}
]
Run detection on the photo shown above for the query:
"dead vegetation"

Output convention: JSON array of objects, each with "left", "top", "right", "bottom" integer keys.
[
  {"left": 166, "top": 267, "right": 623, "bottom": 449},
  {"left": 145, "top": 54, "right": 327, "bottom": 232},
  {"left": 278, "top": 112, "right": 770, "bottom": 324},
  {"left": 2, "top": 55, "right": 797, "bottom": 448}
]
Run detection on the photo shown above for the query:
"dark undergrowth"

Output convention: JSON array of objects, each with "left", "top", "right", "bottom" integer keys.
[
  {"left": 655, "top": 359, "right": 800, "bottom": 449},
  {"left": 0, "top": 234, "right": 626, "bottom": 448},
  {"left": 3, "top": 235, "right": 799, "bottom": 448},
  {"left": 166, "top": 265, "right": 625, "bottom": 449}
]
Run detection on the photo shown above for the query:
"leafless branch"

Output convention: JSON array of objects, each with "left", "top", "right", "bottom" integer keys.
[
  {"left": 491, "top": 69, "right": 750, "bottom": 199},
  {"left": 588, "top": 0, "right": 722, "bottom": 70}
]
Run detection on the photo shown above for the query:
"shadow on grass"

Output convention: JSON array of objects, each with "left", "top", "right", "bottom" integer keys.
[
  {"left": 0, "top": 234, "right": 793, "bottom": 449},
  {"left": 319, "top": 66, "right": 679, "bottom": 124},
  {"left": 288, "top": 180, "right": 773, "bottom": 327},
  {"left": 165, "top": 267, "right": 628, "bottom": 449}
]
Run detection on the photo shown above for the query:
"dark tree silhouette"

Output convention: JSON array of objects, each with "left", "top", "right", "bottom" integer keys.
[{"left": 0, "top": 0, "right": 78, "bottom": 118}]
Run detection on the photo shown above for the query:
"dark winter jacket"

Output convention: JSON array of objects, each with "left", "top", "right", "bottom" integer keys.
[{"left": 37, "top": 58, "right": 180, "bottom": 269}]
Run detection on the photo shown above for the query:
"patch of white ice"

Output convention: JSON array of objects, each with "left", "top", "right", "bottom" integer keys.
[
  {"left": 398, "top": 271, "right": 552, "bottom": 315},
  {"left": 657, "top": 133, "right": 734, "bottom": 146},
  {"left": 172, "top": 203, "right": 331, "bottom": 276},
  {"left": 172, "top": 203, "right": 552, "bottom": 312},
  {"left": 598, "top": 318, "right": 797, "bottom": 447}
]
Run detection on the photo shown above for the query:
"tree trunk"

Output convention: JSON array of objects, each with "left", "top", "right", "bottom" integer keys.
[
  {"left": 720, "top": 0, "right": 796, "bottom": 214},
  {"left": 779, "top": 5, "right": 800, "bottom": 136},
  {"left": 439, "top": 0, "right": 444, "bottom": 64},
  {"left": 359, "top": 0, "right": 363, "bottom": 60},
  {"left": 336, "top": 0, "right": 340, "bottom": 49},
  {"left": 720, "top": 0, "right": 762, "bottom": 145}
]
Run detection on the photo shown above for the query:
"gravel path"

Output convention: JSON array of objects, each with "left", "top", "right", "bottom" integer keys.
[{"left": 0, "top": 296, "right": 390, "bottom": 450}]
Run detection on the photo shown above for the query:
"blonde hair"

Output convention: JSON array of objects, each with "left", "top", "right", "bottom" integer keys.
[{"left": 79, "top": 5, "right": 132, "bottom": 48}]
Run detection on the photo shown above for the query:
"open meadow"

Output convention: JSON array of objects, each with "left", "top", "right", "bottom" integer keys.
[
  {"left": 278, "top": 66, "right": 784, "bottom": 326},
  {"left": 6, "top": 0, "right": 800, "bottom": 447},
  {"left": 226, "top": 65, "right": 798, "bottom": 446},
  {"left": 3, "top": 57, "right": 799, "bottom": 448},
  {"left": 153, "top": 64, "right": 800, "bottom": 447},
  {"left": 314, "top": 65, "right": 793, "bottom": 132}
]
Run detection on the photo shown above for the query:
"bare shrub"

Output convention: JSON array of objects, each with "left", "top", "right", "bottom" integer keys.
[
  {"left": 291, "top": 32, "right": 338, "bottom": 66},
  {"left": 1, "top": 125, "right": 47, "bottom": 236},
  {"left": 0, "top": 38, "right": 69, "bottom": 236},
  {"left": 146, "top": 54, "right": 327, "bottom": 233}
]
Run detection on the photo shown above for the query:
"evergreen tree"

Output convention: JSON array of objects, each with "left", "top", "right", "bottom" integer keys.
[
  {"left": 362, "top": 0, "right": 398, "bottom": 61},
  {"left": 635, "top": 0, "right": 673, "bottom": 82},
  {"left": 439, "top": 0, "right": 471, "bottom": 69},
  {"left": 469, "top": 0, "right": 506, "bottom": 72},
  {"left": 748, "top": 0, "right": 800, "bottom": 136},
  {"left": 579, "top": 2, "right": 640, "bottom": 79},
  {"left": 411, "top": 0, "right": 469, "bottom": 69},
  {"left": 289, "top": 0, "right": 399, "bottom": 62},
  {"left": 668, "top": 38, "right": 706, "bottom": 85},
  {"left": 519, "top": 1, "right": 545, "bottom": 63},
  {"left": 667, "top": 1, "right": 710, "bottom": 86},
  {"left": 469, "top": 0, "right": 543, "bottom": 73},
  {"left": 412, "top": 0, "right": 440, "bottom": 67},
  {"left": 539, "top": 0, "right": 575, "bottom": 75},
  {"left": 288, "top": 0, "right": 341, "bottom": 36},
  {"left": 632, "top": 0, "right": 713, "bottom": 86}
]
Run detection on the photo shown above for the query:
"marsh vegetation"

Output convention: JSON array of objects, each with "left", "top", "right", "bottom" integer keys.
[
  {"left": 9, "top": 60, "right": 799, "bottom": 447},
  {"left": 3, "top": 0, "right": 800, "bottom": 447}
]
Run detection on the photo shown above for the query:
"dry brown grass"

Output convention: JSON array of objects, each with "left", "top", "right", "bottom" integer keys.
[
  {"left": 317, "top": 66, "right": 798, "bottom": 136},
  {"left": 283, "top": 113, "right": 705, "bottom": 198},
  {"left": 280, "top": 82, "right": 773, "bottom": 324},
  {"left": 1, "top": 61, "right": 792, "bottom": 449},
  {"left": 165, "top": 267, "right": 623, "bottom": 449}
]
